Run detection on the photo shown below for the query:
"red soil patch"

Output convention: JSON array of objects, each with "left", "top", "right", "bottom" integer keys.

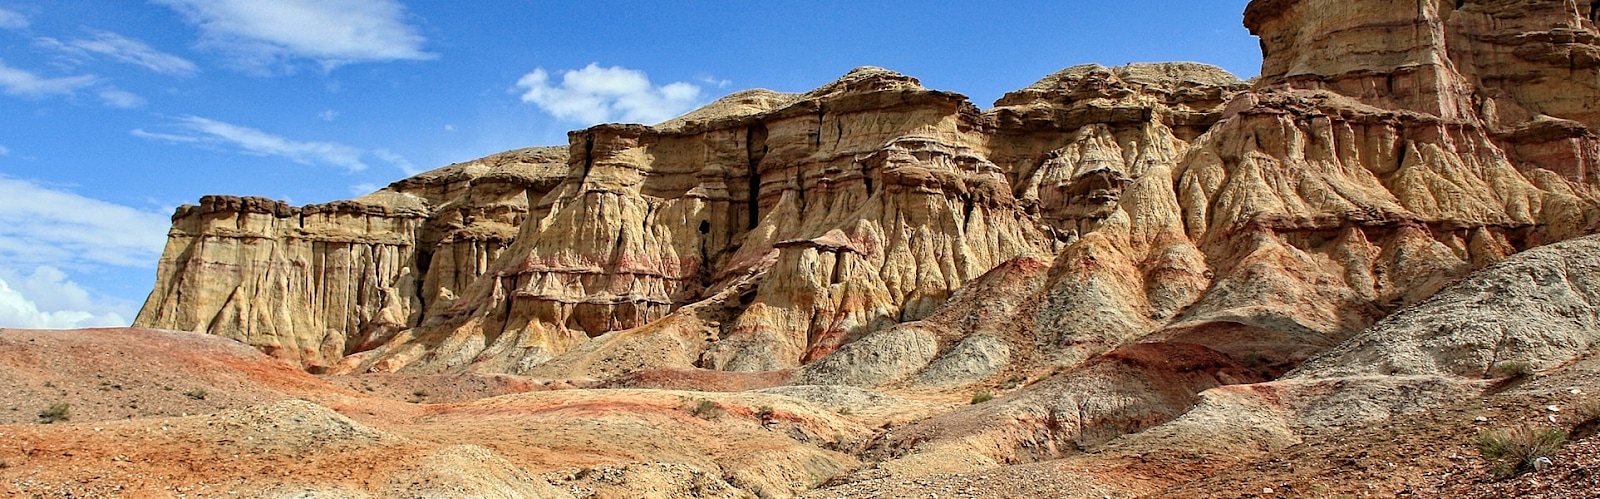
[{"left": 595, "top": 367, "right": 793, "bottom": 391}]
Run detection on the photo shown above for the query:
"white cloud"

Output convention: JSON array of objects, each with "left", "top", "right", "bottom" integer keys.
[
  {"left": 155, "top": 0, "right": 433, "bottom": 70},
  {"left": 130, "top": 128, "right": 202, "bottom": 143},
  {"left": 0, "top": 7, "right": 27, "bottom": 30},
  {"left": 0, "top": 178, "right": 163, "bottom": 329},
  {"left": 0, "top": 59, "right": 94, "bottom": 97},
  {"left": 98, "top": 88, "right": 146, "bottom": 108},
  {"left": 135, "top": 115, "right": 368, "bottom": 171},
  {"left": 0, "top": 144, "right": 9, "bottom": 156},
  {"left": 0, "top": 266, "right": 131, "bottom": 329},
  {"left": 349, "top": 182, "right": 378, "bottom": 196},
  {"left": 38, "top": 31, "right": 198, "bottom": 76},
  {"left": 372, "top": 148, "right": 419, "bottom": 175},
  {"left": 697, "top": 74, "right": 732, "bottom": 88},
  {"left": 317, "top": 109, "right": 338, "bottom": 121},
  {"left": 514, "top": 63, "right": 704, "bottom": 125},
  {"left": 0, "top": 176, "right": 169, "bottom": 271},
  {"left": 0, "top": 274, "right": 128, "bottom": 329}
]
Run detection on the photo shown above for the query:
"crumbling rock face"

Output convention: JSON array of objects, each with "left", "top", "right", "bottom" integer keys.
[
  {"left": 135, "top": 147, "right": 569, "bottom": 370},
  {"left": 139, "top": 0, "right": 1600, "bottom": 403}
]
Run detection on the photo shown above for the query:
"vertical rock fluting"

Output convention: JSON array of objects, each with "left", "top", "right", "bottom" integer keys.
[
  {"left": 843, "top": 0, "right": 1600, "bottom": 472},
  {"left": 135, "top": 147, "right": 569, "bottom": 370},
  {"left": 344, "top": 68, "right": 1052, "bottom": 374},
  {"left": 134, "top": 196, "right": 428, "bottom": 370},
  {"left": 139, "top": 0, "right": 1600, "bottom": 387}
]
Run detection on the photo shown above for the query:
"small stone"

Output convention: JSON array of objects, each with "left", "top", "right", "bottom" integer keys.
[
  {"left": 1534, "top": 456, "right": 1553, "bottom": 471},
  {"left": 1263, "top": 487, "right": 1274, "bottom": 494},
  {"left": 1548, "top": 405, "right": 1561, "bottom": 412},
  {"left": 1475, "top": 416, "right": 1489, "bottom": 422}
]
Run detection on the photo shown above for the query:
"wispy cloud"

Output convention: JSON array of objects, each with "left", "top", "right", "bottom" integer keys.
[
  {"left": 0, "top": 7, "right": 26, "bottom": 30},
  {"left": 0, "top": 59, "right": 95, "bottom": 97},
  {"left": 155, "top": 0, "right": 433, "bottom": 71},
  {"left": 135, "top": 115, "right": 369, "bottom": 171},
  {"left": 372, "top": 148, "right": 418, "bottom": 175},
  {"left": 37, "top": 31, "right": 199, "bottom": 76},
  {"left": 0, "top": 176, "right": 169, "bottom": 270},
  {"left": 0, "top": 177, "right": 165, "bottom": 329},
  {"left": 98, "top": 88, "right": 146, "bottom": 108},
  {"left": 135, "top": 116, "right": 421, "bottom": 174},
  {"left": 317, "top": 109, "right": 338, "bottom": 121},
  {"left": 349, "top": 182, "right": 378, "bottom": 196},
  {"left": 0, "top": 144, "right": 9, "bottom": 156},
  {"left": 514, "top": 63, "right": 703, "bottom": 125},
  {"left": 130, "top": 128, "right": 202, "bottom": 143},
  {"left": 697, "top": 74, "right": 732, "bottom": 88}
]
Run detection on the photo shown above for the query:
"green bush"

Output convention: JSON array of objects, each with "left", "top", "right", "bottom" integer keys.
[
  {"left": 1475, "top": 425, "right": 1567, "bottom": 478},
  {"left": 687, "top": 399, "right": 722, "bottom": 420},
  {"left": 1493, "top": 361, "right": 1534, "bottom": 379},
  {"left": 998, "top": 375, "right": 1028, "bottom": 390},
  {"left": 971, "top": 391, "right": 994, "bottom": 404},
  {"left": 38, "top": 402, "right": 69, "bottom": 424}
]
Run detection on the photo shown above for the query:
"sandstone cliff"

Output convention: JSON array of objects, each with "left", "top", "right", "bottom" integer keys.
[
  {"left": 63, "top": 0, "right": 1600, "bottom": 497},
  {"left": 138, "top": 0, "right": 1600, "bottom": 404},
  {"left": 135, "top": 147, "right": 569, "bottom": 370}
]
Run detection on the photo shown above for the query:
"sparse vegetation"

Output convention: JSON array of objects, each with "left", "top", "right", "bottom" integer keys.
[
  {"left": 1571, "top": 398, "right": 1600, "bottom": 441},
  {"left": 971, "top": 391, "right": 994, "bottom": 404},
  {"left": 38, "top": 402, "right": 69, "bottom": 424},
  {"left": 1474, "top": 425, "right": 1567, "bottom": 478},
  {"left": 837, "top": 407, "right": 854, "bottom": 416},
  {"left": 412, "top": 388, "right": 430, "bottom": 397},
  {"left": 184, "top": 388, "right": 208, "bottom": 400},
  {"left": 756, "top": 405, "right": 775, "bottom": 420},
  {"left": 998, "top": 375, "right": 1028, "bottom": 390},
  {"left": 1493, "top": 361, "right": 1534, "bottom": 379},
  {"left": 1573, "top": 398, "right": 1600, "bottom": 426},
  {"left": 685, "top": 399, "right": 722, "bottom": 420}
]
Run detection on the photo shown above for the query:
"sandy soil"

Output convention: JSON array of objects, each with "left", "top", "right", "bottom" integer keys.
[{"left": 7, "top": 327, "right": 1600, "bottom": 498}]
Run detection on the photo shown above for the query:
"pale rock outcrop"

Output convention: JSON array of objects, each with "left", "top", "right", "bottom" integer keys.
[
  {"left": 134, "top": 195, "right": 429, "bottom": 370},
  {"left": 135, "top": 147, "right": 568, "bottom": 370},
  {"left": 794, "top": 0, "right": 1600, "bottom": 475},
  {"left": 1078, "top": 233, "right": 1600, "bottom": 479},
  {"left": 139, "top": 0, "right": 1600, "bottom": 415}
]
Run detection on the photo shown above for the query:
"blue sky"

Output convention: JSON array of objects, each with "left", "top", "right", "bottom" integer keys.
[{"left": 0, "top": 0, "right": 1258, "bottom": 329}]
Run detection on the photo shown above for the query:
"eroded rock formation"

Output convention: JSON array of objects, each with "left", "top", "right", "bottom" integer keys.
[
  {"left": 138, "top": 0, "right": 1600, "bottom": 413},
  {"left": 135, "top": 147, "right": 569, "bottom": 369}
]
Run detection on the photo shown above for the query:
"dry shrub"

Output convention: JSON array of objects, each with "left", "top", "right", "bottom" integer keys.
[
  {"left": 37, "top": 402, "right": 69, "bottom": 424},
  {"left": 971, "top": 391, "right": 994, "bottom": 404},
  {"left": 1474, "top": 425, "right": 1567, "bottom": 479}
]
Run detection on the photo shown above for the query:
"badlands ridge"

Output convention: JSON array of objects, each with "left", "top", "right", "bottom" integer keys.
[{"left": 8, "top": 0, "right": 1600, "bottom": 497}]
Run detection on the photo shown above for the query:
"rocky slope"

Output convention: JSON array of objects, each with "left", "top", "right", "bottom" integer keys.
[
  {"left": 105, "top": 0, "right": 1600, "bottom": 496},
  {"left": 137, "top": 0, "right": 1600, "bottom": 385}
]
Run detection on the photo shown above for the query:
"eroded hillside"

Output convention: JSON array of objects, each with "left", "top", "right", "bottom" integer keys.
[{"left": 77, "top": 0, "right": 1600, "bottom": 497}]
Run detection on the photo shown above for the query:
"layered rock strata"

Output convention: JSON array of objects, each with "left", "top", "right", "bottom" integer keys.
[
  {"left": 805, "top": 0, "right": 1600, "bottom": 475},
  {"left": 135, "top": 147, "right": 568, "bottom": 369},
  {"left": 139, "top": 0, "right": 1600, "bottom": 398}
]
